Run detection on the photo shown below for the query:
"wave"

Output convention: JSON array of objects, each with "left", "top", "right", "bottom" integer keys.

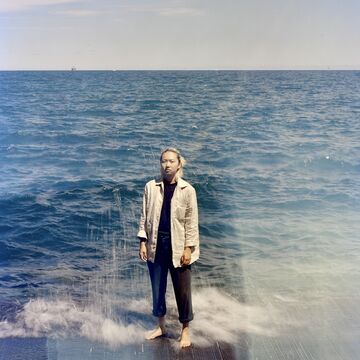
[{"left": 0, "top": 288, "right": 287, "bottom": 348}]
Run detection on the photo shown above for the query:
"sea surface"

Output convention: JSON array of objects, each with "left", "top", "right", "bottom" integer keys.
[{"left": 0, "top": 71, "right": 360, "bottom": 359}]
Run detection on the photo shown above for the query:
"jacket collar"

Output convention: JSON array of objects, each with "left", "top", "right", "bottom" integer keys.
[{"left": 155, "top": 176, "right": 188, "bottom": 189}]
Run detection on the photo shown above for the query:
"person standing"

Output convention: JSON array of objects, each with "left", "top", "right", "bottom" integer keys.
[{"left": 138, "top": 147, "right": 200, "bottom": 348}]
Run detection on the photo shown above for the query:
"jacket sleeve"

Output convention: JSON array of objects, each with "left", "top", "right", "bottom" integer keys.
[
  {"left": 184, "top": 186, "right": 199, "bottom": 248},
  {"left": 137, "top": 184, "right": 148, "bottom": 240}
]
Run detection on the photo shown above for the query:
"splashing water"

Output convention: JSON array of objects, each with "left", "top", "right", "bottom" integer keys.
[
  {"left": 0, "top": 299, "right": 140, "bottom": 347},
  {"left": 0, "top": 288, "right": 285, "bottom": 349}
]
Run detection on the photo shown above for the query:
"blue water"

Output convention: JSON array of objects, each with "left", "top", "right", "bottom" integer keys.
[{"left": 0, "top": 71, "right": 360, "bottom": 359}]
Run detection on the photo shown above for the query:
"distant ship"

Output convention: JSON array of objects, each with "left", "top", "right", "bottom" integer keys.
[{"left": 71, "top": 67, "right": 77, "bottom": 71}]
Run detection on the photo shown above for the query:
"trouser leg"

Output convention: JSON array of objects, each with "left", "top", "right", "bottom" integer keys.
[
  {"left": 147, "top": 260, "right": 168, "bottom": 317},
  {"left": 170, "top": 264, "right": 193, "bottom": 323},
  {"left": 147, "top": 232, "right": 172, "bottom": 318}
]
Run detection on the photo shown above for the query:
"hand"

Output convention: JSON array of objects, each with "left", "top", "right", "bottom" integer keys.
[
  {"left": 139, "top": 242, "right": 147, "bottom": 262},
  {"left": 180, "top": 247, "right": 191, "bottom": 266}
]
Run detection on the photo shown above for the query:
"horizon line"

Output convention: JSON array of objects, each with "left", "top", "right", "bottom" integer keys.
[{"left": 1, "top": 67, "right": 360, "bottom": 72}]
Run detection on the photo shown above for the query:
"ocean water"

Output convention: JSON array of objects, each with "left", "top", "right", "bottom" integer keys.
[{"left": 0, "top": 70, "right": 360, "bottom": 359}]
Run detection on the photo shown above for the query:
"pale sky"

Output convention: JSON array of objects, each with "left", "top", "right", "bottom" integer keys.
[{"left": 1, "top": 0, "right": 360, "bottom": 70}]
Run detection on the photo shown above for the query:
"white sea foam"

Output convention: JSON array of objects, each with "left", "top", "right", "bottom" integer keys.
[
  {"left": 0, "top": 299, "right": 142, "bottom": 348},
  {"left": 191, "top": 288, "right": 279, "bottom": 346},
  {"left": 0, "top": 288, "right": 284, "bottom": 348}
]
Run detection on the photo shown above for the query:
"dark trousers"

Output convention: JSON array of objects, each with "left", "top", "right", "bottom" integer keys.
[{"left": 147, "top": 232, "right": 193, "bottom": 324}]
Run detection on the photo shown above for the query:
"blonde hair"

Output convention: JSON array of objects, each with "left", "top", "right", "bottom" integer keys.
[{"left": 160, "top": 147, "right": 186, "bottom": 179}]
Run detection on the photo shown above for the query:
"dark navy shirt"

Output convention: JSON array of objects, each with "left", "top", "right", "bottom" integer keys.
[{"left": 158, "top": 180, "right": 177, "bottom": 233}]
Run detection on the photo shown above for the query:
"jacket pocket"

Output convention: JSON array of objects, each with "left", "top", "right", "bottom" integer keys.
[{"left": 175, "top": 206, "right": 186, "bottom": 222}]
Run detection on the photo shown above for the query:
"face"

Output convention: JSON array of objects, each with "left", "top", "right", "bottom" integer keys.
[{"left": 160, "top": 151, "right": 180, "bottom": 181}]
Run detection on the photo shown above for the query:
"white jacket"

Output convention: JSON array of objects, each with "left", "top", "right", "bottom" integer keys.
[{"left": 137, "top": 177, "right": 200, "bottom": 267}]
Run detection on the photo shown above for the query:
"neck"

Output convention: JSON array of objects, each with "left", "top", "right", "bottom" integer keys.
[{"left": 163, "top": 175, "right": 177, "bottom": 184}]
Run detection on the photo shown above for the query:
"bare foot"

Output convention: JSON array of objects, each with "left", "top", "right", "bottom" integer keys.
[
  {"left": 180, "top": 326, "right": 191, "bottom": 348},
  {"left": 145, "top": 326, "right": 166, "bottom": 340}
]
